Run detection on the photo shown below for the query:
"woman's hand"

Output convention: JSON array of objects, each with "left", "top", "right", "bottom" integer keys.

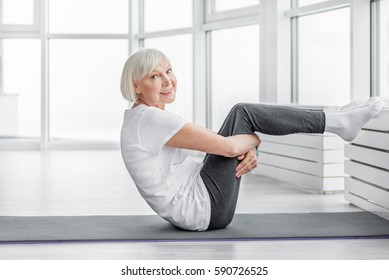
[{"left": 235, "top": 148, "right": 258, "bottom": 178}]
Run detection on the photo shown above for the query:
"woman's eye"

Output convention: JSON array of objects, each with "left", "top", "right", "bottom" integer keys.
[
  {"left": 151, "top": 75, "right": 159, "bottom": 79},
  {"left": 167, "top": 69, "right": 172, "bottom": 73}
]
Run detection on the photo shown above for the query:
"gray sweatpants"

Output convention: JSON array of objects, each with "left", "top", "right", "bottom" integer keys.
[{"left": 200, "top": 103, "right": 326, "bottom": 230}]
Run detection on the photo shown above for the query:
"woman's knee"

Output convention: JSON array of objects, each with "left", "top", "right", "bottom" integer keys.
[
  {"left": 232, "top": 102, "right": 250, "bottom": 110},
  {"left": 231, "top": 103, "right": 251, "bottom": 116}
]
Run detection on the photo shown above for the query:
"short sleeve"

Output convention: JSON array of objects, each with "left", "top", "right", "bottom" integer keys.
[{"left": 139, "top": 107, "right": 186, "bottom": 155}]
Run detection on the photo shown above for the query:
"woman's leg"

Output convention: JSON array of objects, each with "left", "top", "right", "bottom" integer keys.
[{"left": 201, "top": 103, "right": 326, "bottom": 230}]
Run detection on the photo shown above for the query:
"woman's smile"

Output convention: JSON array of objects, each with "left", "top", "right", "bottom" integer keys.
[{"left": 160, "top": 88, "right": 173, "bottom": 96}]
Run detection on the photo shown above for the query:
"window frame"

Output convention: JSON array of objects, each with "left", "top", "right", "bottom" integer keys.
[
  {"left": 209, "top": 24, "right": 260, "bottom": 130},
  {"left": 0, "top": 0, "right": 42, "bottom": 150},
  {"left": 204, "top": 0, "right": 259, "bottom": 30},
  {"left": 0, "top": 0, "right": 261, "bottom": 149},
  {"left": 0, "top": 0, "right": 132, "bottom": 150},
  {"left": 286, "top": 0, "right": 371, "bottom": 104},
  {"left": 205, "top": 1, "right": 259, "bottom": 22},
  {"left": 203, "top": 0, "right": 260, "bottom": 128},
  {"left": 0, "top": 0, "right": 377, "bottom": 150},
  {"left": 137, "top": 0, "right": 196, "bottom": 125},
  {"left": 371, "top": 0, "right": 387, "bottom": 97}
]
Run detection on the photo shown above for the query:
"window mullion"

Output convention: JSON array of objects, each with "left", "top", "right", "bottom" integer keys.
[
  {"left": 371, "top": 0, "right": 380, "bottom": 97},
  {"left": 291, "top": 16, "right": 299, "bottom": 103},
  {"left": 0, "top": 0, "right": 2, "bottom": 92},
  {"left": 350, "top": 0, "right": 371, "bottom": 100},
  {"left": 40, "top": 0, "right": 48, "bottom": 149},
  {"left": 193, "top": 0, "right": 207, "bottom": 127}
]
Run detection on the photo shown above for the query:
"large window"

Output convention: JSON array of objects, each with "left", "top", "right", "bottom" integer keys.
[
  {"left": 296, "top": 7, "right": 350, "bottom": 105},
  {"left": 48, "top": 0, "right": 130, "bottom": 143},
  {"left": 49, "top": 40, "right": 128, "bottom": 141},
  {"left": 0, "top": 0, "right": 41, "bottom": 141},
  {"left": 211, "top": 25, "right": 259, "bottom": 130},
  {"left": 0, "top": 39, "right": 41, "bottom": 139},
  {"left": 1, "top": 0, "right": 377, "bottom": 150},
  {"left": 0, "top": 0, "right": 130, "bottom": 147}
]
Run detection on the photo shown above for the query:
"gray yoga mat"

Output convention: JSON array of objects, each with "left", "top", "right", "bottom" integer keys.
[{"left": 1, "top": 212, "right": 389, "bottom": 243}]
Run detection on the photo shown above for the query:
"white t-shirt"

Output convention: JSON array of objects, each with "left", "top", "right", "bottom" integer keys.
[{"left": 120, "top": 104, "right": 211, "bottom": 231}]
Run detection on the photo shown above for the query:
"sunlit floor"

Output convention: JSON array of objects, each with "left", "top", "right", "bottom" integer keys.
[{"left": 0, "top": 150, "right": 388, "bottom": 260}]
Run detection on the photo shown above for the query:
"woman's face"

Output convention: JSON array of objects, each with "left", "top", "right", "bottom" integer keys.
[{"left": 133, "top": 58, "right": 177, "bottom": 109}]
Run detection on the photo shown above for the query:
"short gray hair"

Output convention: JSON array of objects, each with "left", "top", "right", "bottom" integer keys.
[{"left": 120, "top": 48, "right": 168, "bottom": 102}]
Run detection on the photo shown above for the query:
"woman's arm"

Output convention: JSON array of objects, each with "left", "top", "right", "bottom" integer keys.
[{"left": 165, "top": 123, "right": 260, "bottom": 158}]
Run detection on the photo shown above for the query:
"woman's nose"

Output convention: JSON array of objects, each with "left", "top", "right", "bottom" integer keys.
[{"left": 162, "top": 75, "right": 172, "bottom": 86}]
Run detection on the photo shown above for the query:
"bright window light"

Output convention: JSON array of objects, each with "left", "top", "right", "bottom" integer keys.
[
  {"left": 1, "top": 39, "right": 41, "bottom": 138},
  {"left": 298, "top": 0, "right": 326, "bottom": 7},
  {"left": 49, "top": 40, "right": 128, "bottom": 141},
  {"left": 1, "top": 0, "right": 34, "bottom": 24},
  {"left": 144, "top": 0, "right": 192, "bottom": 32},
  {"left": 211, "top": 25, "right": 259, "bottom": 131},
  {"left": 49, "top": 0, "right": 128, "bottom": 34},
  {"left": 214, "top": 0, "right": 260, "bottom": 12},
  {"left": 298, "top": 8, "right": 350, "bottom": 106}
]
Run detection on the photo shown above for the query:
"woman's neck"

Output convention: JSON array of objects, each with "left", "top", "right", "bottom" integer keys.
[{"left": 133, "top": 99, "right": 165, "bottom": 110}]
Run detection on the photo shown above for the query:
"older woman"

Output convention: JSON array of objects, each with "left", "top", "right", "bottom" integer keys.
[{"left": 120, "top": 48, "right": 383, "bottom": 231}]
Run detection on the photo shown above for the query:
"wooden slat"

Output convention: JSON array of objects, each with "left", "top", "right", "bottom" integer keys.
[
  {"left": 345, "top": 144, "right": 389, "bottom": 169},
  {"left": 351, "top": 130, "right": 389, "bottom": 151},
  {"left": 259, "top": 152, "right": 345, "bottom": 177},
  {"left": 258, "top": 133, "right": 345, "bottom": 149},
  {"left": 258, "top": 142, "right": 345, "bottom": 163},
  {"left": 344, "top": 160, "right": 389, "bottom": 190},
  {"left": 345, "top": 177, "right": 389, "bottom": 209}
]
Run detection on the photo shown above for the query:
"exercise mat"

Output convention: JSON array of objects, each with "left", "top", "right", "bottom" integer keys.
[{"left": 1, "top": 212, "right": 389, "bottom": 243}]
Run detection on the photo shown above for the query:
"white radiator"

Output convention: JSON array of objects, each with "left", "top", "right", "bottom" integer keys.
[
  {"left": 344, "top": 109, "right": 389, "bottom": 221},
  {"left": 252, "top": 132, "right": 346, "bottom": 193}
]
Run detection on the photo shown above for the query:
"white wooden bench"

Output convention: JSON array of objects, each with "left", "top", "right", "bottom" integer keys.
[
  {"left": 344, "top": 109, "right": 389, "bottom": 220},
  {"left": 253, "top": 131, "right": 346, "bottom": 194}
]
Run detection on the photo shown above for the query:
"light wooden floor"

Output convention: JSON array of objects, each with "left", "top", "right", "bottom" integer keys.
[{"left": 0, "top": 150, "right": 389, "bottom": 260}]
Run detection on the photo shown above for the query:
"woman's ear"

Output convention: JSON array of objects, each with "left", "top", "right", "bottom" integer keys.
[{"left": 133, "top": 82, "right": 140, "bottom": 94}]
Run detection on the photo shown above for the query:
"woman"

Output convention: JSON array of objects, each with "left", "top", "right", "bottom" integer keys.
[{"left": 120, "top": 48, "right": 383, "bottom": 231}]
